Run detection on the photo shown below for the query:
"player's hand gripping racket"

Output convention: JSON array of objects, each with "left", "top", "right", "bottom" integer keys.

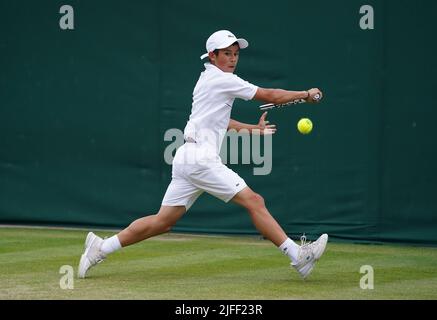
[{"left": 259, "top": 93, "right": 321, "bottom": 111}]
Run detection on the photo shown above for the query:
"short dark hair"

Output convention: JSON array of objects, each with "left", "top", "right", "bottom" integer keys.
[{"left": 208, "top": 42, "right": 239, "bottom": 62}]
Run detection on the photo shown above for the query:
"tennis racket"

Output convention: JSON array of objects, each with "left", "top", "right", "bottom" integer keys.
[{"left": 259, "top": 93, "right": 321, "bottom": 111}]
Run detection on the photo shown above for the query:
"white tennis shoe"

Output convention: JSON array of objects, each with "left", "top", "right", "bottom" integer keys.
[
  {"left": 292, "top": 233, "right": 328, "bottom": 279},
  {"left": 78, "top": 232, "right": 106, "bottom": 278}
]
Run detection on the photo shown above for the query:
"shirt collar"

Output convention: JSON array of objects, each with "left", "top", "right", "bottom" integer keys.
[{"left": 204, "top": 63, "right": 224, "bottom": 74}]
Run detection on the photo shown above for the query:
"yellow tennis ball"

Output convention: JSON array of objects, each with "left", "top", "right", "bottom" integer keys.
[{"left": 297, "top": 118, "right": 313, "bottom": 134}]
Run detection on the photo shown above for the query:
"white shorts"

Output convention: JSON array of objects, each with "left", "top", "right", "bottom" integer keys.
[{"left": 161, "top": 143, "right": 247, "bottom": 210}]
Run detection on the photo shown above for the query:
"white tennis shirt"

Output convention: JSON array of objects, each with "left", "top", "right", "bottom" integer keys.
[{"left": 183, "top": 63, "right": 258, "bottom": 154}]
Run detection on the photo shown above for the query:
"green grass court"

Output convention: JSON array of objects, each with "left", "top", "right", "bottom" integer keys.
[{"left": 1, "top": 227, "right": 437, "bottom": 300}]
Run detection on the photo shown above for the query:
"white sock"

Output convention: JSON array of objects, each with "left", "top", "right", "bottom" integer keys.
[
  {"left": 279, "top": 238, "right": 300, "bottom": 264},
  {"left": 101, "top": 235, "right": 122, "bottom": 255}
]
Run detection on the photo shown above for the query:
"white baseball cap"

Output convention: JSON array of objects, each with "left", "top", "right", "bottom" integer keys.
[{"left": 200, "top": 30, "right": 249, "bottom": 60}]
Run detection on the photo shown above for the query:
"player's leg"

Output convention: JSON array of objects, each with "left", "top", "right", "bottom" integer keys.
[
  {"left": 117, "top": 205, "right": 186, "bottom": 246},
  {"left": 231, "top": 186, "right": 328, "bottom": 279},
  {"left": 78, "top": 144, "right": 203, "bottom": 278},
  {"left": 231, "top": 186, "right": 288, "bottom": 246},
  {"left": 187, "top": 160, "right": 328, "bottom": 278},
  {"left": 77, "top": 206, "right": 186, "bottom": 278},
  {"left": 188, "top": 163, "right": 289, "bottom": 246},
  {"left": 78, "top": 176, "right": 201, "bottom": 278},
  {"left": 187, "top": 163, "right": 302, "bottom": 258}
]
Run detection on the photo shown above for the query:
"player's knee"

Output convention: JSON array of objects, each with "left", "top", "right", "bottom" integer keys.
[
  {"left": 155, "top": 215, "right": 175, "bottom": 233},
  {"left": 162, "top": 221, "right": 173, "bottom": 233},
  {"left": 247, "top": 192, "right": 265, "bottom": 210},
  {"left": 161, "top": 224, "right": 172, "bottom": 233}
]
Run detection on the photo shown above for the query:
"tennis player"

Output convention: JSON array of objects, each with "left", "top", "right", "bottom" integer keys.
[{"left": 78, "top": 30, "right": 327, "bottom": 279}]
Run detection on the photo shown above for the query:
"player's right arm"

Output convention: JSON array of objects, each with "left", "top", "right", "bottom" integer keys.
[{"left": 254, "top": 88, "right": 322, "bottom": 104}]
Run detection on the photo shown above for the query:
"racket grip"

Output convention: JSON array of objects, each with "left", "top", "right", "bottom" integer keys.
[{"left": 313, "top": 93, "right": 321, "bottom": 101}]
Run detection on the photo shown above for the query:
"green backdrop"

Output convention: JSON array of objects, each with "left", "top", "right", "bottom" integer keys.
[{"left": 1, "top": 0, "right": 436, "bottom": 244}]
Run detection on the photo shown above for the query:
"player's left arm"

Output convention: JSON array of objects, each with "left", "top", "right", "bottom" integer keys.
[{"left": 228, "top": 112, "right": 276, "bottom": 135}]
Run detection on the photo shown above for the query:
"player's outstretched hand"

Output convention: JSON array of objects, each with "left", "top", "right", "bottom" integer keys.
[
  {"left": 257, "top": 111, "right": 277, "bottom": 135},
  {"left": 306, "top": 88, "right": 323, "bottom": 103}
]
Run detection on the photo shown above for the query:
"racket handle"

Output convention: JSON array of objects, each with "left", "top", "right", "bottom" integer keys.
[{"left": 313, "top": 93, "right": 321, "bottom": 101}]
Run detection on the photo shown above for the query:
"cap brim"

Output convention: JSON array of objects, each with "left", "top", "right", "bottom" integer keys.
[
  {"left": 236, "top": 38, "right": 249, "bottom": 49},
  {"left": 216, "top": 38, "right": 249, "bottom": 50}
]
